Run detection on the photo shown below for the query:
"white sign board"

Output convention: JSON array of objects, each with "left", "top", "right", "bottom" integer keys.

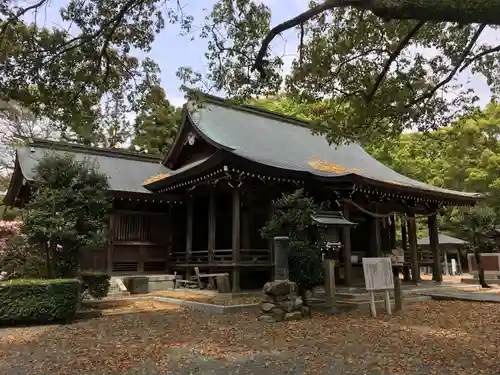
[
  {"left": 362, "top": 257, "right": 394, "bottom": 291},
  {"left": 451, "top": 259, "right": 457, "bottom": 275}
]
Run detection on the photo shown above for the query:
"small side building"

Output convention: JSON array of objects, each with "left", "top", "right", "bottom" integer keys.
[{"left": 417, "top": 234, "right": 468, "bottom": 275}]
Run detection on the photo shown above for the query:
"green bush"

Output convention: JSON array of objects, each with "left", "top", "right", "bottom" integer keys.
[
  {"left": 289, "top": 240, "right": 324, "bottom": 291},
  {"left": 80, "top": 272, "right": 110, "bottom": 299},
  {"left": 0, "top": 279, "right": 80, "bottom": 325}
]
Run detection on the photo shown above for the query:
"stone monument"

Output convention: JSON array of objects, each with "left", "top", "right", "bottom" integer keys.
[{"left": 258, "top": 236, "right": 310, "bottom": 322}]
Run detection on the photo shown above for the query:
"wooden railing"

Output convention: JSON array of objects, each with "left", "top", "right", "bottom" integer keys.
[
  {"left": 240, "top": 249, "right": 270, "bottom": 264},
  {"left": 213, "top": 249, "right": 233, "bottom": 263},
  {"left": 169, "top": 248, "right": 271, "bottom": 265}
]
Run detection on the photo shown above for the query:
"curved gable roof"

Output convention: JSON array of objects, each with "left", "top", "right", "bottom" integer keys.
[{"left": 186, "top": 100, "right": 480, "bottom": 200}]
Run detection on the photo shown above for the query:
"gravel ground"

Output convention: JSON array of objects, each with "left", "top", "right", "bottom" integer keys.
[{"left": 1, "top": 300, "right": 500, "bottom": 375}]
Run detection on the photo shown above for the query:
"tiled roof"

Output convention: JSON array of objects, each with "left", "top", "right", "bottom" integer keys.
[
  {"left": 186, "top": 99, "right": 480, "bottom": 199},
  {"left": 16, "top": 140, "right": 171, "bottom": 194}
]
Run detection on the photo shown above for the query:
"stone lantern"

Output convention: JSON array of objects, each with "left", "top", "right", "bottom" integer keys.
[{"left": 311, "top": 211, "right": 356, "bottom": 313}]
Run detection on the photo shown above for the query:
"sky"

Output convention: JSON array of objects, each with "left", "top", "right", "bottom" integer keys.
[{"left": 25, "top": 0, "right": 494, "bottom": 108}]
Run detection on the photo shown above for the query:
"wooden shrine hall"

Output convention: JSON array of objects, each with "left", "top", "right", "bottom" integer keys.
[{"left": 4, "top": 95, "right": 481, "bottom": 291}]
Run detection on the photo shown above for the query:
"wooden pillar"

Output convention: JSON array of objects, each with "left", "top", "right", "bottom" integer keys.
[
  {"left": 390, "top": 215, "right": 397, "bottom": 250},
  {"left": 232, "top": 188, "right": 241, "bottom": 292},
  {"left": 401, "top": 219, "right": 408, "bottom": 253},
  {"left": 407, "top": 214, "right": 419, "bottom": 283},
  {"left": 401, "top": 218, "right": 411, "bottom": 281},
  {"left": 457, "top": 249, "right": 463, "bottom": 274},
  {"left": 443, "top": 249, "right": 449, "bottom": 276},
  {"left": 165, "top": 206, "right": 172, "bottom": 273},
  {"left": 428, "top": 214, "right": 442, "bottom": 283},
  {"left": 186, "top": 195, "right": 193, "bottom": 277},
  {"left": 342, "top": 205, "right": 353, "bottom": 287},
  {"left": 107, "top": 213, "right": 115, "bottom": 275},
  {"left": 370, "top": 216, "right": 382, "bottom": 257},
  {"left": 208, "top": 188, "right": 216, "bottom": 264}
]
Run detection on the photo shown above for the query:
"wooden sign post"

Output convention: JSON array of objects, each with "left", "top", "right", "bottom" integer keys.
[{"left": 362, "top": 257, "right": 394, "bottom": 317}]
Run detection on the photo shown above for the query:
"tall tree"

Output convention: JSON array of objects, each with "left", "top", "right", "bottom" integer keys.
[
  {"left": 180, "top": 0, "right": 500, "bottom": 142},
  {"left": 87, "top": 92, "right": 132, "bottom": 149},
  {"left": 0, "top": 111, "right": 59, "bottom": 176},
  {"left": 131, "top": 86, "right": 182, "bottom": 156},
  {"left": 0, "top": 1, "right": 191, "bottom": 143}
]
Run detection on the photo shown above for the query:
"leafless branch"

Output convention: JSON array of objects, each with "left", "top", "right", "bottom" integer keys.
[
  {"left": 366, "top": 21, "right": 425, "bottom": 102},
  {"left": 408, "top": 24, "right": 486, "bottom": 107}
]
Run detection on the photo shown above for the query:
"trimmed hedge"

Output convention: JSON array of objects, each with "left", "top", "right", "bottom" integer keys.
[
  {"left": 0, "top": 279, "right": 80, "bottom": 325},
  {"left": 80, "top": 271, "right": 110, "bottom": 299}
]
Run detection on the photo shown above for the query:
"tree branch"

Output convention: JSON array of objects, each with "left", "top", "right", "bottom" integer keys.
[
  {"left": 366, "top": 21, "right": 425, "bottom": 102},
  {"left": 0, "top": 0, "right": 49, "bottom": 40},
  {"left": 252, "top": 0, "right": 361, "bottom": 76},
  {"left": 460, "top": 44, "right": 500, "bottom": 73},
  {"left": 407, "top": 24, "right": 486, "bottom": 107},
  {"left": 44, "top": 0, "right": 143, "bottom": 64}
]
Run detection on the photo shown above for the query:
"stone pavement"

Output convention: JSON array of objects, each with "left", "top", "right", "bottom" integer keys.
[{"left": 427, "top": 291, "right": 500, "bottom": 303}]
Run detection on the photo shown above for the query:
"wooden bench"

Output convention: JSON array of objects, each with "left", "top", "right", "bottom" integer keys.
[
  {"left": 173, "top": 271, "right": 198, "bottom": 289},
  {"left": 192, "top": 267, "right": 230, "bottom": 291}
]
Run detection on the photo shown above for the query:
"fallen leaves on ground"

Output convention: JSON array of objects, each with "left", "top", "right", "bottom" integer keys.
[
  {"left": 100, "top": 300, "right": 181, "bottom": 315},
  {"left": 149, "top": 290, "right": 261, "bottom": 305},
  {"left": 1, "top": 300, "right": 500, "bottom": 374}
]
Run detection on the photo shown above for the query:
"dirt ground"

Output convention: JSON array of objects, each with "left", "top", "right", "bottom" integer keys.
[{"left": 2, "top": 299, "right": 500, "bottom": 375}]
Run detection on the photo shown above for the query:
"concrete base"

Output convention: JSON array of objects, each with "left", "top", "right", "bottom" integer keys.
[
  {"left": 114, "top": 274, "right": 179, "bottom": 293},
  {"left": 146, "top": 275, "right": 178, "bottom": 291}
]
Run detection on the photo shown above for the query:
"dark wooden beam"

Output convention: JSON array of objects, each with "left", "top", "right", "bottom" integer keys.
[
  {"left": 186, "top": 195, "right": 193, "bottom": 276},
  {"left": 390, "top": 215, "right": 397, "bottom": 250},
  {"left": 232, "top": 188, "right": 241, "bottom": 292},
  {"left": 370, "top": 209, "right": 382, "bottom": 257},
  {"left": 342, "top": 204, "right": 353, "bottom": 286},
  {"left": 107, "top": 213, "right": 115, "bottom": 274},
  {"left": 208, "top": 188, "right": 216, "bottom": 263},
  {"left": 407, "top": 214, "right": 420, "bottom": 283},
  {"left": 428, "top": 214, "right": 442, "bottom": 283}
]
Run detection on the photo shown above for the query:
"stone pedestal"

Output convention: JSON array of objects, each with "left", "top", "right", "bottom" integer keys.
[{"left": 258, "top": 280, "right": 310, "bottom": 322}]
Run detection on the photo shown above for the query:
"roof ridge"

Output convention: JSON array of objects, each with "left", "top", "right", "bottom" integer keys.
[
  {"left": 192, "top": 91, "right": 315, "bottom": 129},
  {"left": 24, "top": 138, "right": 162, "bottom": 163}
]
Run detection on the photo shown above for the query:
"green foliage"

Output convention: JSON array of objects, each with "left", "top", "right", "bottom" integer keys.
[
  {"left": 131, "top": 86, "right": 182, "bottom": 155},
  {"left": 367, "top": 102, "right": 500, "bottom": 248},
  {"left": 0, "top": 278, "right": 80, "bottom": 325},
  {"left": 80, "top": 272, "right": 110, "bottom": 299},
  {"left": 288, "top": 240, "right": 324, "bottom": 291},
  {"left": 182, "top": 0, "right": 500, "bottom": 143},
  {"left": 22, "top": 153, "right": 111, "bottom": 278},
  {"left": 0, "top": 1, "right": 192, "bottom": 143},
  {"left": 261, "top": 189, "right": 324, "bottom": 290}
]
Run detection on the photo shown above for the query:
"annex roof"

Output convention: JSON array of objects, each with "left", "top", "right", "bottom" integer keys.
[
  {"left": 417, "top": 234, "right": 468, "bottom": 246},
  {"left": 13, "top": 139, "right": 171, "bottom": 194}
]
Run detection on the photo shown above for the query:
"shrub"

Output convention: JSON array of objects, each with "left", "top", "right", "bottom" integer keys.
[
  {"left": 80, "top": 272, "right": 110, "bottom": 299},
  {"left": 289, "top": 241, "right": 324, "bottom": 291},
  {"left": 261, "top": 189, "right": 325, "bottom": 297},
  {"left": 0, "top": 278, "right": 80, "bottom": 325}
]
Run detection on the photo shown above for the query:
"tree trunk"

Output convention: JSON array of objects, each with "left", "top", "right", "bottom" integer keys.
[
  {"left": 43, "top": 241, "right": 53, "bottom": 279},
  {"left": 473, "top": 233, "right": 489, "bottom": 289}
]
